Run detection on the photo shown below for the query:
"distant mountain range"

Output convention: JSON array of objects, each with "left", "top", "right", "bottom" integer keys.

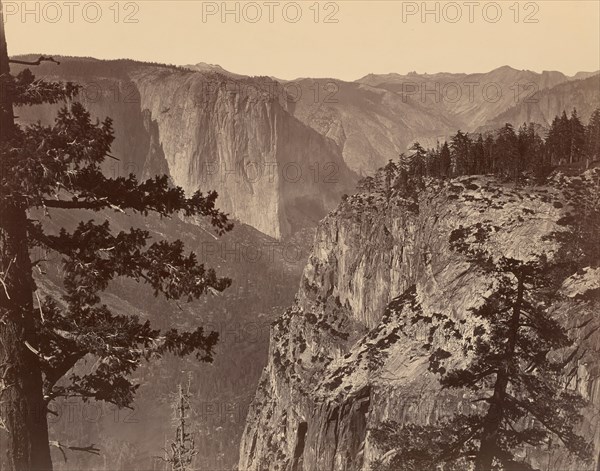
[
  {"left": 14, "top": 56, "right": 600, "bottom": 235},
  {"left": 301, "top": 66, "right": 599, "bottom": 174},
  {"left": 12, "top": 55, "right": 599, "bottom": 470},
  {"left": 184, "top": 63, "right": 599, "bottom": 176}
]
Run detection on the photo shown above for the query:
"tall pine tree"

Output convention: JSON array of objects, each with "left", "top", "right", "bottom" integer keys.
[
  {"left": 371, "top": 224, "right": 592, "bottom": 471},
  {"left": 569, "top": 109, "right": 586, "bottom": 165},
  {"left": 494, "top": 124, "right": 519, "bottom": 179},
  {"left": 158, "top": 380, "right": 197, "bottom": 471},
  {"left": 586, "top": 108, "right": 600, "bottom": 162},
  {"left": 450, "top": 131, "right": 472, "bottom": 176},
  {"left": 0, "top": 9, "right": 232, "bottom": 470},
  {"left": 440, "top": 141, "right": 452, "bottom": 177},
  {"left": 408, "top": 142, "right": 427, "bottom": 180}
]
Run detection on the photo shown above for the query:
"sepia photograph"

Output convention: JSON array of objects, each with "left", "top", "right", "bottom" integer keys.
[{"left": 0, "top": 1, "right": 599, "bottom": 470}]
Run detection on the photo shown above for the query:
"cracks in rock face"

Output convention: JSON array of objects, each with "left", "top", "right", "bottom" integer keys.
[{"left": 291, "top": 421, "right": 308, "bottom": 471}]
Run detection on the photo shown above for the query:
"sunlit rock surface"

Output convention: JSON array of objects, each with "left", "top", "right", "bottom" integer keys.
[
  {"left": 240, "top": 173, "right": 600, "bottom": 471},
  {"left": 14, "top": 58, "right": 357, "bottom": 239}
]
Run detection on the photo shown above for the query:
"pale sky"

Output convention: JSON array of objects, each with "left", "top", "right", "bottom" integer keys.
[{"left": 3, "top": 1, "right": 600, "bottom": 81}]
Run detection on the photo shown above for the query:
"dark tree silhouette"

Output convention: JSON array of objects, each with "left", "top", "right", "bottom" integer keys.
[
  {"left": 472, "top": 134, "right": 485, "bottom": 175},
  {"left": 546, "top": 111, "right": 571, "bottom": 165},
  {"left": 370, "top": 236, "right": 592, "bottom": 471},
  {"left": 493, "top": 124, "right": 520, "bottom": 179},
  {"left": 450, "top": 130, "right": 471, "bottom": 176},
  {"left": 586, "top": 108, "right": 600, "bottom": 161},
  {"left": 569, "top": 109, "right": 586, "bottom": 165},
  {"left": 439, "top": 141, "right": 452, "bottom": 177},
  {"left": 0, "top": 11, "right": 231, "bottom": 471},
  {"left": 408, "top": 142, "right": 427, "bottom": 180}
]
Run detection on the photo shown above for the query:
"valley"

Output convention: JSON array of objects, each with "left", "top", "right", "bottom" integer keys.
[{"left": 10, "top": 56, "right": 600, "bottom": 470}]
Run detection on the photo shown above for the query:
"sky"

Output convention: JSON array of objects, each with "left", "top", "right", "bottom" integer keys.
[{"left": 3, "top": 0, "right": 600, "bottom": 81}]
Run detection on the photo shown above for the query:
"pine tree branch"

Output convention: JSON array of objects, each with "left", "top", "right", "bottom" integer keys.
[
  {"left": 43, "top": 352, "right": 87, "bottom": 403},
  {"left": 41, "top": 199, "right": 108, "bottom": 210},
  {"left": 49, "top": 441, "right": 100, "bottom": 462},
  {"left": 28, "top": 220, "right": 231, "bottom": 301},
  {"left": 9, "top": 56, "right": 60, "bottom": 66},
  {"left": 505, "top": 394, "right": 570, "bottom": 447},
  {"left": 24, "top": 341, "right": 54, "bottom": 362}
]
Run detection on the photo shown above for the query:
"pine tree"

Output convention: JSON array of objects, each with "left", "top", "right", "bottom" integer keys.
[
  {"left": 483, "top": 135, "right": 495, "bottom": 174},
  {"left": 439, "top": 141, "right": 452, "bottom": 177},
  {"left": 546, "top": 112, "right": 571, "bottom": 165},
  {"left": 0, "top": 12, "right": 231, "bottom": 470},
  {"left": 569, "top": 109, "right": 586, "bottom": 164},
  {"left": 516, "top": 123, "right": 545, "bottom": 176},
  {"left": 585, "top": 108, "right": 600, "bottom": 162},
  {"left": 357, "top": 175, "right": 376, "bottom": 194},
  {"left": 545, "top": 115, "right": 562, "bottom": 165},
  {"left": 408, "top": 142, "right": 427, "bottom": 179},
  {"left": 559, "top": 111, "right": 571, "bottom": 163},
  {"left": 494, "top": 124, "right": 519, "bottom": 179},
  {"left": 449, "top": 260, "right": 589, "bottom": 471},
  {"left": 426, "top": 142, "right": 442, "bottom": 177},
  {"left": 159, "top": 380, "right": 197, "bottom": 471},
  {"left": 450, "top": 131, "right": 472, "bottom": 176},
  {"left": 427, "top": 147, "right": 441, "bottom": 178},
  {"left": 383, "top": 159, "right": 399, "bottom": 200},
  {"left": 473, "top": 134, "right": 485, "bottom": 175},
  {"left": 517, "top": 123, "right": 530, "bottom": 171},
  {"left": 371, "top": 225, "right": 592, "bottom": 471}
]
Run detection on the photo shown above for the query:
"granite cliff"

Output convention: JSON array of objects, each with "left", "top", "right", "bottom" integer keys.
[
  {"left": 240, "top": 171, "right": 600, "bottom": 470},
  {"left": 17, "top": 58, "right": 600, "bottom": 229},
  {"left": 14, "top": 57, "right": 357, "bottom": 239}
]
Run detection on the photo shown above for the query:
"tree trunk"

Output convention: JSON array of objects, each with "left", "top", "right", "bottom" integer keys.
[
  {"left": 0, "top": 4, "right": 53, "bottom": 469},
  {"left": 0, "top": 0, "right": 14, "bottom": 138},
  {"left": 0, "top": 210, "right": 53, "bottom": 471},
  {"left": 474, "top": 274, "right": 525, "bottom": 471},
  {"left": 474, "top": 369, "right": 510, "bottom": 471}
]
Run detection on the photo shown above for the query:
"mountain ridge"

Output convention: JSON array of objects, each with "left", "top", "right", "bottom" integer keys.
[
  {"left": 13, "top": 56, "right": 358, "bottom": 239},
  {"left": 14, "top": 54, "right": 600, "bottom": 182}
]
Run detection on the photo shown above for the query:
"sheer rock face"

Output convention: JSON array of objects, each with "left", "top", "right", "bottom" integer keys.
[
  {"left": 15, "top": 60, "right": 356, "bottom": 239},
  {"left": 240, "top": 174, "right": 600, "bottom": 471},
  {"left": 130, "top": 69, "right": 356, "bottom": 239}
]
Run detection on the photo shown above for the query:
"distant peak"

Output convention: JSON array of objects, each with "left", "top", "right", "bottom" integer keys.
[
  {"left": 186, "top": 62, "right": 243, "bottom": 78},
  {"left": 191, "top": 62, "right": 227, "bottom": 72},
  {"left": 492, "top": 65, "right": 519, "bottom": 72}
]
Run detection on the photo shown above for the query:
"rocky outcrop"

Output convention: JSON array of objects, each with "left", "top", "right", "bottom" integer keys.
[{"left": 240, "top": 172, "right": 600, "bottom": 470}]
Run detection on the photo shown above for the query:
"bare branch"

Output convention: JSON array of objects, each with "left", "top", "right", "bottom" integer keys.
[
  {"left": 24, "top": 341, "right": 54, "bottom": 362},
  {"left": 42, "top": 199, "right": 108, "bottom": 210},
  {"left": 9, "top": 56, "right": 60, "bottom": 66},
  {"left": 49, "top": 441, "right": 100, "bottom": 462}
]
